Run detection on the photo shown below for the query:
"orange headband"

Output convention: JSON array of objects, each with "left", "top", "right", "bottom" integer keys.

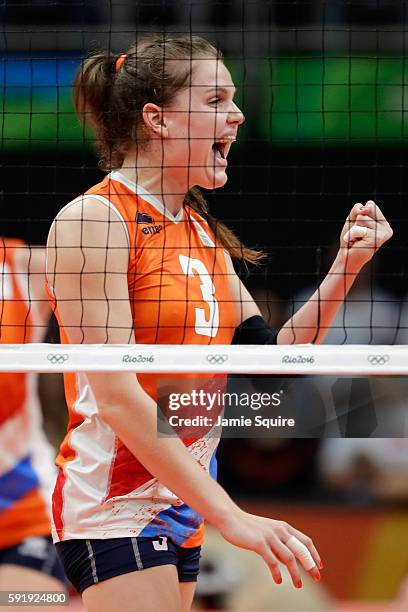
[{"left": 115, "top": 54, "right": 126, "bottom": 72}]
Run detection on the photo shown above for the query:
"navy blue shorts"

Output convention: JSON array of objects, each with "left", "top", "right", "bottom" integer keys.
[
  {"left": 55, "top": 536, "right": 201, "bottom": 595},
  {"left": 0, "top": 536, "right": 66, "bottom": 585}
]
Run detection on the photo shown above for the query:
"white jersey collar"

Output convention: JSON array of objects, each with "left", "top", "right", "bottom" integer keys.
[{"left": 109, "top": 171, "right": 184, "bottom": 224}]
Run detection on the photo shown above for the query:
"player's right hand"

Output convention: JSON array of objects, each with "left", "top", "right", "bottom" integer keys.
[{"left": 217, "top": 507, "right": 323, "bottom": 588}]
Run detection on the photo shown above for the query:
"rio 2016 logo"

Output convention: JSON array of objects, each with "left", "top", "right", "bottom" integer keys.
[
  {"left": 282, "top": 355, "right": 315, "bottom": 364},
  {"left": 122, "top": 354, "right": 154, "bottom": 363}
]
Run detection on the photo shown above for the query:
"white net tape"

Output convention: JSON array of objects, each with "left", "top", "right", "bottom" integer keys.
[{"left": 0, "top": 343, "right": 404, "bottom": 374}]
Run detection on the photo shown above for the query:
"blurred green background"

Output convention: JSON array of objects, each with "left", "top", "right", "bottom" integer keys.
[{"left": 3, "top": 54, "right": 408, "bottom": 151}]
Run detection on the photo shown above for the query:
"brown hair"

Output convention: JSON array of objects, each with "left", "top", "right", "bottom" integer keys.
[{"left": 73, "top": 34, "right": 264, "bottom": 264}]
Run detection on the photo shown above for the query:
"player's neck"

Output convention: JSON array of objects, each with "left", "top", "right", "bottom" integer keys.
[{"left": 120, "top": 153, "right": 187, "bottom": 217}]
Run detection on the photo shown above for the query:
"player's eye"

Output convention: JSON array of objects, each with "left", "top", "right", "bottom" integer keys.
[{"left": 209, "top": 98, "right": 222, "bottom": 105}]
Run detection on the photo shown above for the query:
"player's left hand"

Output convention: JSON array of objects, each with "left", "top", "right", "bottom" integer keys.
[{"left": 339, "top": 200, "right": 393, "bottom": 271}]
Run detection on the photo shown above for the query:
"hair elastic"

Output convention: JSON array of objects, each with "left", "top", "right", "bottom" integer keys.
[{"left": 115, "top": 54, "right": 126, "bottom": 72}]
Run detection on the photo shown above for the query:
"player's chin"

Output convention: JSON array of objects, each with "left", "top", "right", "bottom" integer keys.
[{"left": 198, "top": 168, "right": 228, "bottom": 190}]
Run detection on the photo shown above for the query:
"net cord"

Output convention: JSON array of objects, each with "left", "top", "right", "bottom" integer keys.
[{"left": 0, "top": 343, "right": 404, "bottom": 374}]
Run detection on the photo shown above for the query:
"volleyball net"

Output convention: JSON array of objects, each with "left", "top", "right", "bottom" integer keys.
[
  {"left": 3, "top": 5, "right": 408, "bottom": 608},
  {"left": 1, "top": 2, "right": 407, "bottom": 436}
]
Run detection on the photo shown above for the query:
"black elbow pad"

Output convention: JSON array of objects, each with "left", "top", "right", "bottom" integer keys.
[
  {"left": 230, "top": 315, "right": 283, "bottom": 394},
  {"left": 231, "top": 315, "right": 278, "bottom": 345}
]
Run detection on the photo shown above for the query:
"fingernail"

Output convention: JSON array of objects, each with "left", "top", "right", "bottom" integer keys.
[
  {"left": 276, "top": 577, "right": 282, "bottom": 585},
  {"left": 297, "top": 580, "right": 302, "bottom": 589},
  {"left": 318, "top": 560, "right": 324, "bottom": 570},
  {"left": 314, "top": 571, "right": 321, "bottom": 581}
]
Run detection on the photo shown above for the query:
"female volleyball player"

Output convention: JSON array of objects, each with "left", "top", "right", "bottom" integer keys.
[
  {"left": 46, "top": 35, "right": 392, "bottom": 612},
  {"left": 0, "top": 240, "right": 66, "bottom": 604}
]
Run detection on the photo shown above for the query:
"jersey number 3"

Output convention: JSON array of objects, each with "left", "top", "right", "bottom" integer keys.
[{"left": 179, "top": 254, "right": 219, "bottom": 338}]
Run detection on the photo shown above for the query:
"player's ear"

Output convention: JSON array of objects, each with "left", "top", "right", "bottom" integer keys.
[{"left": 142, "top": 103, "right": 168, "bottom": 138}]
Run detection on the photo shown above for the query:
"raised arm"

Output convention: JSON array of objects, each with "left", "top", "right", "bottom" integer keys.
[
  {"left": 46, "top": 197, "right": 321, "bottom": 587},
  {"left": 226, "top": 200, "right": 393, "bottom": 345},
  {"left": 278, "top": 200, "right": 393, "bottom": 344}
]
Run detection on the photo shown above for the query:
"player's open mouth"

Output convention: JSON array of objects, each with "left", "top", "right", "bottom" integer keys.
[{"left": 212, "top": 136, "right": 236, "bottom": 164}]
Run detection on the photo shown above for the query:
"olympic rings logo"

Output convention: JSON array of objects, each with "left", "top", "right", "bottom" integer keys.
[
  {"left": 367, "top": 354, "right": 390, "bottom": 365},
  {"left": 47, "top": 353, "right": 69, "bottom": 364},
  {"left": 206, "top": 354, "right": 228, "bottom": 365}
]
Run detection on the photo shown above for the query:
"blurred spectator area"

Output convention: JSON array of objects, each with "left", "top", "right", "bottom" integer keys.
[{"left": 2, "top": 0, "right": 408, "bottom": 52}]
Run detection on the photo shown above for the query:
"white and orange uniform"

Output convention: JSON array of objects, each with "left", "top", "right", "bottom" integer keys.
[
  {"left": 0, "top": 239, "right": 55, "bottom": 549},
  {"left": 48, "top": 171, "right": 237, "bottom": 548}
]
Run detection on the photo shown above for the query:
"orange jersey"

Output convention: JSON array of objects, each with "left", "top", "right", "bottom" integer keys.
[
  {"left": 49, "top": 171, "right": 237, "bottom": 545},
  {"left": 0, "top": 239, "right": 54, "bottom": 548}
]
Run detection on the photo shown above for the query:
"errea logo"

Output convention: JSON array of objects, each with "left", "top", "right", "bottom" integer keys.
[
  {"left": 136, "top": 212, "right": 154, "bottom": 224},
  {"left": 142, "top": 225, "right": 162, "bottom": 236},
  {"left": 136, "top": 211, "right": 162, "bottom": 236}
]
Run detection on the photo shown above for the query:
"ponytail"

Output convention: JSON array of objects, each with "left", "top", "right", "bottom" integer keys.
[
  {"left": 73, "top": 52, "right": 114, "bottom": 127},
  {"left": 73, "top": 52, "right": 125, "bottom": 168}
]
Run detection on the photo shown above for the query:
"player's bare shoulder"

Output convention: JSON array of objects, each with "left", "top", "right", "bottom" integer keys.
[
  {"left": 48, "top": 196, "right": 128, "bottom": 249},
  {"left": 47, "top": 195, "right": 129, "bottom": 288}
]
